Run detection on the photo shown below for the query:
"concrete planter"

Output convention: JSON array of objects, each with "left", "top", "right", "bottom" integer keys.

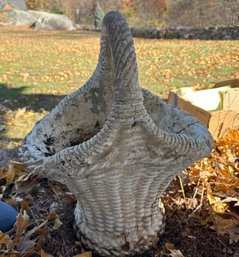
[{"left": 20, "top": 11, "right": 213, "bottom": 256}]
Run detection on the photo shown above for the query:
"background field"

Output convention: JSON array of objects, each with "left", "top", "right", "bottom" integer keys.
[{"left": 0, "top": 27, "right": 238, "bottom": 149}]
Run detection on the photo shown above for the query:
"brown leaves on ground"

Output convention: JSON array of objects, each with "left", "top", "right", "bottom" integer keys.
[
  {"left": 0, "top": 162, "right": 82, "bottom": 257},
  {"left": 163, "top": 129, "right": 239, "bottom": 251},
  {"left": 0, "top": 27, "right": 238, "bottom": 99}
]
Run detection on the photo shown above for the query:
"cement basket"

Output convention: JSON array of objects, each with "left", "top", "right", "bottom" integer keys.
[{"left": 20, "top": 11, "right": 213, "bottom": 256}]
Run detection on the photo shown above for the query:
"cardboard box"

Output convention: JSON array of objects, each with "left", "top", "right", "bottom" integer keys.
[
  {"left": 222, "top": 89, "right": 239, "bottom": 112},
  {"left": 168, "top": 79, "right": 239, "bottom": 139}
]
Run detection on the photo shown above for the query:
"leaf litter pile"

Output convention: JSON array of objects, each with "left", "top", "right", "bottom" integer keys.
[{"left": 0, "top": 128, "right": 239, "bottom": 257}]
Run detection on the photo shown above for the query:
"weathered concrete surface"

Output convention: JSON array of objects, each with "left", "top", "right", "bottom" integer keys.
[
  {"left": 20, "top": 11, "right": 213, "bottom": 256},
  {"left": 0, "top": 148, "right": 19, "bottom": 168}
]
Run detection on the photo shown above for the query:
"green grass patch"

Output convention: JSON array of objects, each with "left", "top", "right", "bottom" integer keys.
[{"left": 0, "top": 28, "right": 238, "bottom": 148}]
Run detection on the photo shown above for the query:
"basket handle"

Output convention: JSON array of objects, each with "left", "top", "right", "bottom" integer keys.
[{"left": 99, "top": 11, "right": 146, "bottom": 119}]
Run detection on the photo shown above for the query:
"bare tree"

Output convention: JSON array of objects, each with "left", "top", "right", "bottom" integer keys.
[
  {"left": 167, "top": 0, "right": 239, "bottom": 28},
  {"left": 26, "top": 0, "right": 239, "bottom": 27},
  {"left": 98, "top": 0, "right": 121, "bottom": 12},
  {"left": 223, "top": 0, "right": 239, "bottom": 25}
]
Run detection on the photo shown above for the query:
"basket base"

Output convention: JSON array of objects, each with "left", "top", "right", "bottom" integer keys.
[{"left": 74, "top": 200, "right": 165, "bottom": 256}]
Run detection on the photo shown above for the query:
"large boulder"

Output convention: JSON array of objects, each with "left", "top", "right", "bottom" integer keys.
[
  {"left": 32, "top": 15, "right": 77, "bottom": 31},
  {"left": 7, "top": 9, "right": 77, "bottom": 30},
  {"left": 8, "top": 9, "right": 37, "bottom": 25}
]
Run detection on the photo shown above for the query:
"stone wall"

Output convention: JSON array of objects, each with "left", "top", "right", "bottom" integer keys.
[{"left": 130, "top": 26, "right": 239, "bottom": 40}]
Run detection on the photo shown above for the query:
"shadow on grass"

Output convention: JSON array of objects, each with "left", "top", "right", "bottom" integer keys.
[
  {"left": 0, "top": 83, "right": 66, "bottom": 167},
  {"left": 0, "top": 83, "right": 66, "bottom": 112}
]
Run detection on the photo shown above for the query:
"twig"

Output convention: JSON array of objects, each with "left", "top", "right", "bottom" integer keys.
[{"left": 178, "top": 175, "right": 186, "bottom": 200}]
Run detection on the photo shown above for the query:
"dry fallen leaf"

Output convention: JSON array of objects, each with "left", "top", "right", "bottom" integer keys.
[
  {"left": 52, "top": 216, "right": 62, "bottom": 230},
  {"left": 6, "top": 161, "right": 26, "bottom": 185},
  {"left": 0, "top": 233, "right": 14, "bottom": 251},
  {"left": 165, "top": 243, "right": 185, "bottom": 257},
  {"left": 15, "top": 210, "right": 30, "bottom": 240},
  {"left": 187, "top": 129, "right": 239, "bottom": 229},
  {"left": 6, "top": 162, "right": 16, "bottom": 185},
  {"left": 222, "top": 197, "right": 239, "bottom": 207},
  {"left": 207, "top": 191, "right": 228, "bottom": 213},
  {"left": 73, "top": 252, "right": 92, "bottom": 257}
]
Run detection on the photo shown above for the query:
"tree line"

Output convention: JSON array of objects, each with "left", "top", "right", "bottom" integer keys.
[{"left": 25, "top": 0, "right": 239, "bottom": 27}]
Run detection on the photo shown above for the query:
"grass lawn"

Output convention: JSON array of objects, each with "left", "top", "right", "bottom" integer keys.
[{"left": 0, "top": 27, "right": 238, "bottom": 148}]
